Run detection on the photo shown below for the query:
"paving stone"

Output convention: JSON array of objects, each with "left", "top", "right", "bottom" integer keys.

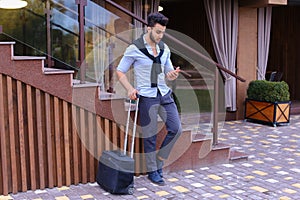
[{"left": 5, "top": 115, "right": 300, "bottom": 199}]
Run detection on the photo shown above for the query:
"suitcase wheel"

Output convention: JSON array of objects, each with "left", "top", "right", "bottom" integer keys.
[{"left": 128, "top": 187, "right": 134, "bottom": 195}]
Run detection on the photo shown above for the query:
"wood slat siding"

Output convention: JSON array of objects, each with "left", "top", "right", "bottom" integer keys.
[
  {"left": 36, "top": 89, "right": 46, "bottom": 190},
  {"left": 63, "top": 101, "right": 71, "bottom": 186},
  {"left": 27, "top": 85, "right": 37, "bottom": 191},
  {"left": 0, "top": 73, "right": 145, "bottom": 195},
  {"left": 45, "top": 93, "right": 54, "bottom": 188},
  {"left": 80, "top": 108, "right": 87, "bottom": 184},
  {"left": 7, "top": 77, "right": 18, "bottom": 193},
  {"left": 54, "top": 96, "right": 62, "bottom": 187},
  {"left": 71, "top": 105, "right": 80, "bottom": 184},
  {"left": 17, "top": 80, "right": 27, "bottom": 192},
  {"left": 269, "top": 6, "right": 300, "bottom": 101},
  {"left": 88, "top": 112, "right": 95, "bottom": 182},
  {"left": 0, "top": 74, "right": 9, "bottom": 195}
]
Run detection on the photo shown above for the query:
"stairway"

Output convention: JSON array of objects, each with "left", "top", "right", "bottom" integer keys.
[
  {"left": 0, "top": 42, "right": 75, "bottom": 102},
  {"left": 0, "top": 41, "right": 242, "bottom": 195},
  {"left": 159, "top": 113, "right": 246, "bottom": 173},
  {"left": 164, "top": 130, "right": 231, "bottom": 172}
]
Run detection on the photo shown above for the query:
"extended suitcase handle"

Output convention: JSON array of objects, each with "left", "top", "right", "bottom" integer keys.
[{"left": 123, "top": 95, "right": 140, "bottom": 158}]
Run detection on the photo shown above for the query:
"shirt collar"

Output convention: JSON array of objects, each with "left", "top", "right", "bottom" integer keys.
[{"left": 142, "top": 34, "right": 160, "bottom": 53}]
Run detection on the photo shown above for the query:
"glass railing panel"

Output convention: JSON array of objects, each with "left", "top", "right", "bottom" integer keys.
[
  {"left": 160, "top": 29, "right": 223, "bottom": 135},
  {"left": 83, "top": 0, "right": 136, "bottom": 88},
  {"left": 0, "top": 0, "right": 79, "bottom": 70},
  {"left": 51, "top": 7, "right": 79, "bottom": 35},
  {"left": 48, "top": 0, "right": 137, "bottom": 83},
  {"left": 0, "top": 0, "right": 223, "bottom": 136},
  {"left": 0, "top": 0, "right": 218, "bottom": 122},
  {"left": 0, "top": 2, "right": 46, "bottom": 56},
  {"left": 51, "top": 7, "right": 79, "bottom": 70},
  {"left": 50, "top": 0, "right": 79, "bottom": 70},
  {"left": 50, "top": 0, "right": 78, "bottom": 19},
  {"left": 0, "top": 0, "right": 140, "bottom": 83}
]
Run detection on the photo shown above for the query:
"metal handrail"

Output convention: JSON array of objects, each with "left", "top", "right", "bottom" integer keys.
[
  {"left": 103, "top": 0, "right": 246, "bottom": 145},
  {"left": 104, "top": 0, "right": 245, "bottom": 82}
]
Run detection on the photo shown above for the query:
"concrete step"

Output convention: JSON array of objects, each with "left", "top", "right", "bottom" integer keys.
[
  {"left": 0, "top": 42, "right": 74, "bottom": 102},
  {"left": 163, "top": 131, "right": 231, "bottom": 172},
  {"left": 0, "top": 41, "right": 233, "bottom": 174},
  {"left": 229, "top": 150, "right": 248, "bottom": 162},
  {"left": 43, "top": 67, "right": 74, "bottom": 75},
  {"left": 13, "top": 56, "right": 46, "bottom": 60}
]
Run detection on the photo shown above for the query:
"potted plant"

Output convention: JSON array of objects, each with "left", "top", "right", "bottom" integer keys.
[{"left": 244, "top": 80, "right": 291, "bottom": 126}]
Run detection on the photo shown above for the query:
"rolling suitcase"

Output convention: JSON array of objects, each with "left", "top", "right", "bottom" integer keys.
[{"left": 96, "top": 97, "right": 139, "bottom": 195}]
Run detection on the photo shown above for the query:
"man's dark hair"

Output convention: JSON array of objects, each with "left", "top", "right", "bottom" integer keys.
[{"left": 147, "top": 12, "right": 169, "bottom": 27}]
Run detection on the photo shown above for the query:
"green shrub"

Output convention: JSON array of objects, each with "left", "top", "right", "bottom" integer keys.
[{"left": 247, "top": 80, "right": 290, "bottom": 102}]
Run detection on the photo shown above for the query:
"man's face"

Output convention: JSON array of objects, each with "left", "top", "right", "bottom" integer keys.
[{"left": 149, "top": 23, "right": 166, "bottom": 44}]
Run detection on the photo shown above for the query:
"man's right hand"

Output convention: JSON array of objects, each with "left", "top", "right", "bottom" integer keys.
[{"left": 128, "top": 88, "right": 139, "bottom": 100}]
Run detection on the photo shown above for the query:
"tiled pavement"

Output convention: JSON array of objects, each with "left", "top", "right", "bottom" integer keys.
[{"left": 2, "top": 115, "right": 300, "bottom": 200}]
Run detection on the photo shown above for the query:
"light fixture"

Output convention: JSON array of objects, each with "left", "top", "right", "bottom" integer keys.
[
  {"left": 0, "top": 0, "right": 28, "bottom": 9},
  {"left": 158, "top": 6, "right": 163, "bottom": 12}
]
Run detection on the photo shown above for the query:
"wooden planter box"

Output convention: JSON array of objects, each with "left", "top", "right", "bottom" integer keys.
[{"left": 244, "top": 98, "right": 291, "bottom": 127}]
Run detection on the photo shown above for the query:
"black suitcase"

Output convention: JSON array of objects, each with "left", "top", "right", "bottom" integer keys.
[{"left": 96, "top": 98, "right": 139, "bottom": 195}]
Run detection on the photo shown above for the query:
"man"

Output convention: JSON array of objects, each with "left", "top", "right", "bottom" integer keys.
[{"left": 116, "top": 12, "right": 182, "bottom": 186}]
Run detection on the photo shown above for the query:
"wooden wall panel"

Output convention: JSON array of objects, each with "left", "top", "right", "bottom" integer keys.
[
  {"left": 54, "top": 97, "right": 63, "bottom": 187},
  {"left": 63, "top": 101, "right": 71, "bottom": 186},
  {"left": 80, "top": 108, "right": 87, "bottom": 184},
  {"left": 71, "top": 105, "right": 80, "bottom": 184},
  {"left": 268, "top": 6, "right": 300, "bottom": 100},
  {"left": 17, "top": 81, "right": 27, "bottom": 192},
  {"left": 236, "top": 7, "right": 258, "bottom": 119},
  {"left": 36, "top": 89, "right": 46, "bottom": 190},
  {"left": 45, "top": 93, "right": 54, "bottom": 188},
  {"left": 27, "top": 85, "right": 37, "bottom": 190},
  {"left": 239, "top": 0, "right": 287, "bottom": 7},
  {"left": 7, "top": 77, "right": 18, "bottom": 193},
  {"left": 0, "top": 73, "right": 145, "bottom": 195},
  {"left": 160, "top": 0, "right": 215, "bottom": 63},
  {"left": 96, "top": 115, "right": 105, "bottom": 161},
  {"left": 88, "top": 112, "right": 95, "bottom": 182},
  {"left": 0, "top": 74, "right": 9, "bottom": 195}
]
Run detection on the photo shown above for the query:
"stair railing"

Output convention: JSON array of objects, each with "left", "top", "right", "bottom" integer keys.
[
  {"left": 0, "top": 0, "right": 246, "bottom": 145},
  {"left": 103, "top": 0, "right": 246, "bottom": 145}
]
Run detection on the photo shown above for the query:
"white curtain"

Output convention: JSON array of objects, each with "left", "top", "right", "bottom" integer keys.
[
  {"left": 204, "top": 0, "right": 238, "bottom": 111},
  {"left": 91, "top": 4, "right": 108, "bottom": 91},
  {"left": 257, "top": 7, "right": 272, "bottom": 80},
  {"left": 133, "top": 0, "right": 143, "bottom": 31}
]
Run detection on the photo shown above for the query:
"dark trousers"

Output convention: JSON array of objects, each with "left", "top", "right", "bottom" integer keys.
[{"left": 139, "top": 90, "right": 182, "bottom": 172}]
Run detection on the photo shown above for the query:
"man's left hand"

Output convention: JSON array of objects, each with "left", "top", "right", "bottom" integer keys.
[{"left": 166, "top": 67, "right": 180, "bottom": 81}]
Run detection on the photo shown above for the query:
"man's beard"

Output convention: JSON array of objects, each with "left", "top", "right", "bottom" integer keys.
[{"left": 150, "top": 31, "right": 159, "bottom": 44}]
